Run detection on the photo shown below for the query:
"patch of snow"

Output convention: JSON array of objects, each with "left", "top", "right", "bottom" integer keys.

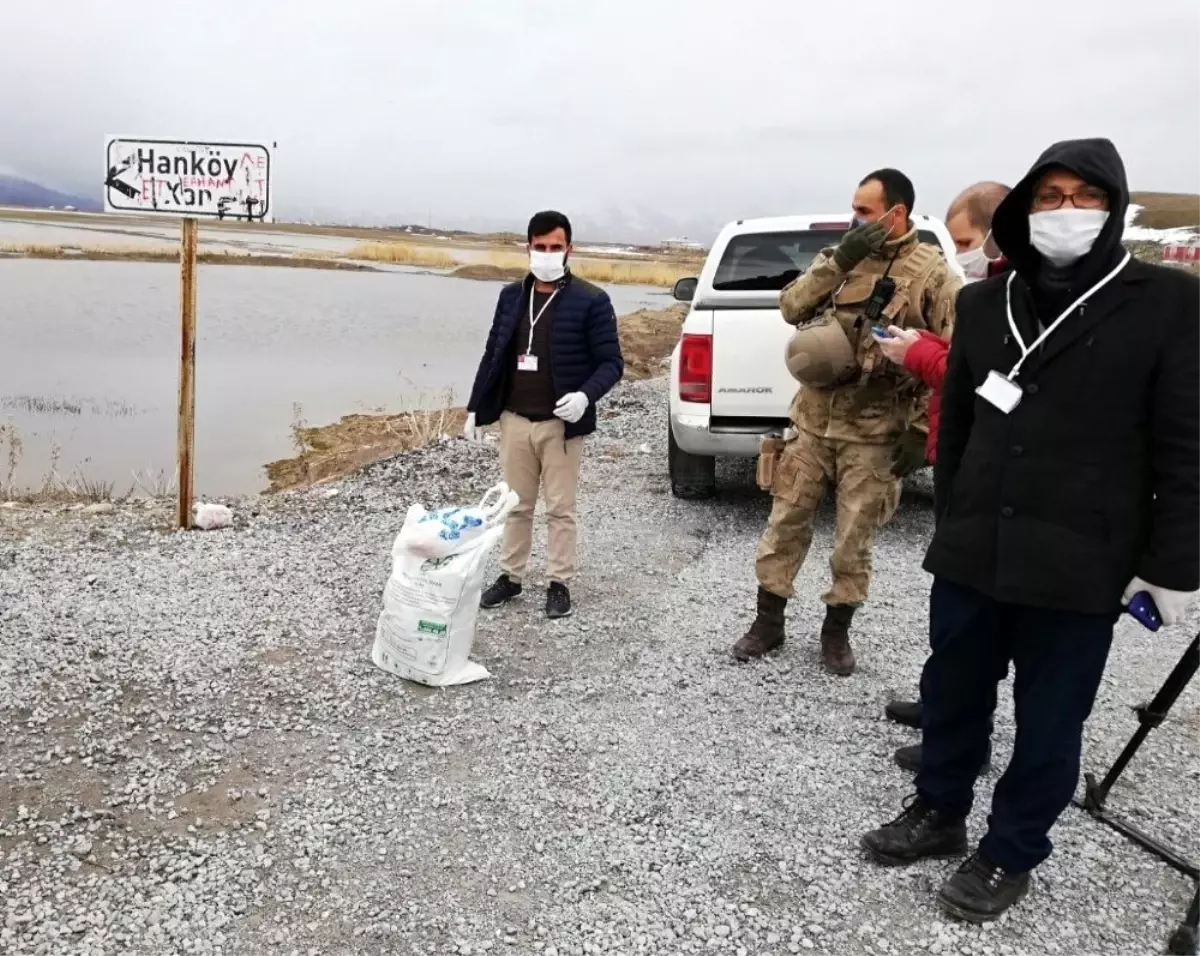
[
  {"left": 1123, "top": 204, "right": 1200, "bottom": 244},
  {"left": 573, "top": 244, "right": 649, "bottom": 258}
]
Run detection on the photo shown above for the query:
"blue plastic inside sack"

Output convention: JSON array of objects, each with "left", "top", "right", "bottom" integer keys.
[{"left": 417, "top": 507, "right": 485, "bottom": 543}]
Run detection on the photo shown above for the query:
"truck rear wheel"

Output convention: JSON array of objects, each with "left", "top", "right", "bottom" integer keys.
[{"left": 668, "top": 419, "right": 716, "bottom": 499}]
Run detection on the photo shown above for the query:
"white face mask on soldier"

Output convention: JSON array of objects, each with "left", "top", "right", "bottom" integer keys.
[
  {"left": 1028, "top": 209, "right": 1109, "bottom": 267},
  {"left": 529, "top": 249, "right": 566, "bottom": 283}
]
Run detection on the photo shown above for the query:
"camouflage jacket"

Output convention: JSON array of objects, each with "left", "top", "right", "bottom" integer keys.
[{"left": 779, "top": 227, "right": 961, "bottom": 444}]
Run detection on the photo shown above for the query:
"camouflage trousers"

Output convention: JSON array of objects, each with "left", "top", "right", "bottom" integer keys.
[{"left": 756, "top": 430, "right": 902, "bottom": 607}]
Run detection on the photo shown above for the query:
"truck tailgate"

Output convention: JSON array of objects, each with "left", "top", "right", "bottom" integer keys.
[{"left": 708, "top": 299, "right": 797, "bottom": 420}]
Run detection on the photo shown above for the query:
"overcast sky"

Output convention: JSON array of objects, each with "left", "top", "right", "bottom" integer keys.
[{"left": 3, "top": 0, "right": 1198, "bottom": 240}]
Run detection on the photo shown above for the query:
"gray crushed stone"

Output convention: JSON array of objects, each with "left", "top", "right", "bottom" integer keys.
[{"left": 1, "top": 377, "right": 1196, "bottom": 956}]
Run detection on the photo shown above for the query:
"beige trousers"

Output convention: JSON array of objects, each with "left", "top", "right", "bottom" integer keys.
[
  {"left": 499, "top": 412, "right": 585, "bottom": 584},
  {"left": 756, "top": 429, "right": 901, "bottom": 607}
]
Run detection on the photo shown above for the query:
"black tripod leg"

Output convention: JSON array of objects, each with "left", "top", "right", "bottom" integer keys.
[
  {"left": 1167, "top": 887, "right": 1199, "bottom": 956},
  {"left": 1091, "top": 636, "right": 1199, "bottom": 806},
  {"left": 1068, "top": 636, "right": 1199, "bottom": 954}
]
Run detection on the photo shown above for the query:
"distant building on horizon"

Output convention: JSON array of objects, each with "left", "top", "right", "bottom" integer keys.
[{"left": 660, "top": 236, "right": 705, "bottom": 250}]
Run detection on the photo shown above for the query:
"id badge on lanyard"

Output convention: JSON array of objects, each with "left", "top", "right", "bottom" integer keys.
[
  {"left": 976, "top": 253, "right": 1130, "bottom": 415},
  {"left": 519, "top": 288, "right": 558, "bottom": 373},
  {"left": 977, "top": 371, "right": 1023, "bottom": 413}
]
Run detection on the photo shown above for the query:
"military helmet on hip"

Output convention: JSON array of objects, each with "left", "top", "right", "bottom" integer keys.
[{"left": 785, "top": 313, "right": 857, "bottom": 387}]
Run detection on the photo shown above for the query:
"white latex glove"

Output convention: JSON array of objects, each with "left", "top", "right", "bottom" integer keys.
[
  {"left": 553, "top": 392, "right": 589, "bottom": 424},
  {"left": 1122, "top": 576, "right": 1199, "bottom": 627},
  {"left": 462, "top": 412, "right": 482, "bottom": 442}
]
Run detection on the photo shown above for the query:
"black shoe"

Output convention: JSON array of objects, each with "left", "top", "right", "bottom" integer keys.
[
  {"left": 938, "top": 851, "right": 1030, "bottom": 924},
  {"left": 860, "top": 795, "right": 968, "bottom": 866},
  {"left": 480, "top": 574, "right": 522, "bottom": 609},
  {"left": 885, "top": 699, "right": 922, "bottom": 729},
  {"left": 894, "top": 742, "right": 992, "bottom": 775},
  {"left": 546, "top": 582, "right": 572, "bottom": 619},
  {"left": 894, "top": 743, "right": 922, "bottom": 773}
]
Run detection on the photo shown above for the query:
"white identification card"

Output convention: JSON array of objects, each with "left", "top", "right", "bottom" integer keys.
[
  {"left": 977, "top": 370, "right": 1023, "bottom": 414},
  {"left": 517, "top": 354, "right": 539, "bottom": 372}
]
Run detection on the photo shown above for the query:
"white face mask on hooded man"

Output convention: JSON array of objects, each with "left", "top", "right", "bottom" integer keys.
[
  {"left": 1027, "top": 209, "right": 1110, "bottom": 267},
  {"left": 529, "top": 249, "right": 567, "bottom": 283}
]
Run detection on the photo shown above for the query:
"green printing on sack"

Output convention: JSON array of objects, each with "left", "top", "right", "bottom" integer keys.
[{"left": 417, "top": 619, "right": 447, "bottom": 636}]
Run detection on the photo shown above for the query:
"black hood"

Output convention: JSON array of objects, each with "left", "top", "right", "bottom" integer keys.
[{"left": 992, "top": 137, "right": 1130, "bottom": 287}]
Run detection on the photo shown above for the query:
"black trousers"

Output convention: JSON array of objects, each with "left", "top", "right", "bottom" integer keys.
[{"left": 916, "top": 577, "right": 1116, "bottom": 873}]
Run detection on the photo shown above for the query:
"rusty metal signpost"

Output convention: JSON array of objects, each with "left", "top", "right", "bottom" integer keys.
[{"left": 103, "top": 136, "right": 275, "bottom": 528}]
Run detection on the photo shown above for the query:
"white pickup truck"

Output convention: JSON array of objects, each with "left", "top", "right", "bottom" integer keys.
[{"left": 666, "top": 214, "right": 964, "bottom": 498}]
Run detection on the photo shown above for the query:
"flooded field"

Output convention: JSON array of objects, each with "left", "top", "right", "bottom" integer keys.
[
  {"left": 0, "top": 258, "right": 668, "bottom": 496},
  {"left": 0, "top": 212, "right": 621, "bottom": 263}
]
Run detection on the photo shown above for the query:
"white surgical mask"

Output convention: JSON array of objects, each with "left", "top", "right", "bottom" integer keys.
[
  {"left": 955, "top": 242, "right": 992, "bottom": 282},
  {"left": 1028, "top": 209, "right": 1109, "bottom": 267},
  {"left": 529, "top": 249, "right": 566, "bottom": 283}
]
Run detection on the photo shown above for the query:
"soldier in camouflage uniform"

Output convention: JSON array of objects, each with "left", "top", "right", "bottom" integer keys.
[{"left": 734, "top": 168, "right": 961, "bottom": 675}]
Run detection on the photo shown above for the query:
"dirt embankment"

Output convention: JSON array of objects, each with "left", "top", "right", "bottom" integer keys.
[
  {"left": 620, "top": 303, "right": 689, "bottom": 380},
  {"left": 450, "top": 264, "right": 527, "bottom": 282},
  {"left": 264, "top": 304, "right": 687, "bottom": 492}
]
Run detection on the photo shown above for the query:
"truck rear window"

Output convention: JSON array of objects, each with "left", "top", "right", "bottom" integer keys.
[{"left": 711, "top": 229, "right": 944, "bottom": 291}]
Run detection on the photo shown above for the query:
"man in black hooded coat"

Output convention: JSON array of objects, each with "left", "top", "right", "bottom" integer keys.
[{"left": 860, "top": 138, "right": 1199, "bottom": 923}]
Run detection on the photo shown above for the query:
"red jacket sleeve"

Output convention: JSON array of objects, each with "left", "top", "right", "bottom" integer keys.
[{"left": 903, "top": 330, "right": 949, "bottom": 391}]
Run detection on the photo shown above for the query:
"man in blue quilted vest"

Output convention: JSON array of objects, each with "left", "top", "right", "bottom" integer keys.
[{"left": 464, "top": 210, "right": 625, "bottom": 619}]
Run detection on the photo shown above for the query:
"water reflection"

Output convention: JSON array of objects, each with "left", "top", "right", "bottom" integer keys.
[{"left": 0, "top": 258, "right": 669, "bottom": 495}]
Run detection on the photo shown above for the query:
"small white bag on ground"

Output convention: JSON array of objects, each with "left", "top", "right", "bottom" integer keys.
[
  {"left": 372, "top": 482, "right": 518, "bottom": 687},
  {"left": 192, "top": 502, "right": 233, "bottom": 530}
]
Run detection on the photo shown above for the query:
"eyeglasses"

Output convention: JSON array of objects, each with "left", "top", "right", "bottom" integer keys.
[{"left": 1032, "top": 186, "right": 1108, "bottom": 211}]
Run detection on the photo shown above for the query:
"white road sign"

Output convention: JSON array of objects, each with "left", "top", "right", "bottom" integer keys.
[{"left": 104, "top": 136, "right": 275, "bottom": 221}]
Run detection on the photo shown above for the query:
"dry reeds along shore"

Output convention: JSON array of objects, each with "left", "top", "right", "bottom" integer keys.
[
  {"left": 0, "top": 238, "right": 700, "bottom": 287},
  {"left": 342, "top": 241, "right": 699, "bottom": 287},
  {"left": 0, "top": 422, "right": 177, "bottom": 505}
]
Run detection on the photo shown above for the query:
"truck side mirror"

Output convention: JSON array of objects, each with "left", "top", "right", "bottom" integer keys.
[{"left": 672, "top": 277, "right": 698, "bottom": 302}]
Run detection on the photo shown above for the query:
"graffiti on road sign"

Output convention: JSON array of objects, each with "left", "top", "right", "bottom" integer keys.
[{"left": 104, "top": 137, "right": 275, "bottom": 222}]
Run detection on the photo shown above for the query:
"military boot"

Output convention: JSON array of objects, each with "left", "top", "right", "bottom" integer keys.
[
  {"left": 820, "top": 603, "right": 856, "bottom": 676},
  {"left": 731, "top": 587, "right": 787, "bottom": 662}
]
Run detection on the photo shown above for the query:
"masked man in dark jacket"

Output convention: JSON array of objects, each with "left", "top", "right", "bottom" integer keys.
[
  {"left": 464, "top": 210, "right": 624, "bottom": 620},
  {"left": 860, "top": 138, "right": 1199, "bottom": 923}
]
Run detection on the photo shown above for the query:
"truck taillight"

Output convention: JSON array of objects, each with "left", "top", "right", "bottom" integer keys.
[{"left": 679, "top": 333, "right": 712, "bottom": 404}]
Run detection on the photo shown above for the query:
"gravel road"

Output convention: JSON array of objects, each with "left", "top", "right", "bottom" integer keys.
[{"left": 2, "top": 377, "right": 1196, "bottom": 956}]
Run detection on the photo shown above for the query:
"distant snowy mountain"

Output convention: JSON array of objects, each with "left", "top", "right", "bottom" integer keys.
[
  {"left": 561, "top": 200, "right": 723, "bottom": 246},
  {"left": 0, "top": 174, "right": 100, "bottom": 211}
]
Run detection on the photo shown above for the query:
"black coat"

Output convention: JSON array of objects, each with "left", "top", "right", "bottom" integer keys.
[
  {"left": 467, "top": 272, "right": 624, "bottom": 439},
  {"left": 924, "top": 138, "right": 1200, "bottom": 614}
]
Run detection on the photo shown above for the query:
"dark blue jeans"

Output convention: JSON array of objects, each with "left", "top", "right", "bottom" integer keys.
[{"left": 916, "top": 577, "right": 1116, "bottom": 873}]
